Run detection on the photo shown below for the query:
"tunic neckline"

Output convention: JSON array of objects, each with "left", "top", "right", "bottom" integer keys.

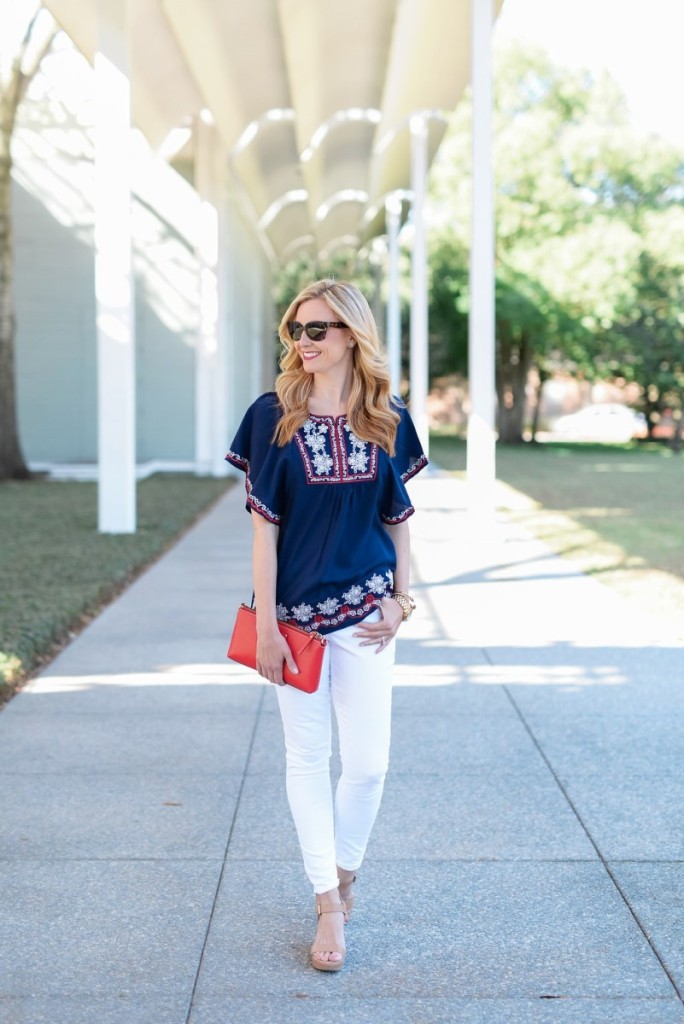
[{"left": 307, "top": 412, "right": 348, "bottom": 422}]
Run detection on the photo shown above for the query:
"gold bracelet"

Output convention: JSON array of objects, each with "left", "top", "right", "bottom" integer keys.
[{"left": 390, "top": 591, "right": 416, "bottom": 621}]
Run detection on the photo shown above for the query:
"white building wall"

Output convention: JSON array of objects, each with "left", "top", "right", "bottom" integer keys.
[
  {"left": 10, "top": 33, "right": 272, "bottom": 471},
  {"left": 12, "top": 180, "right": 98, "bottom": 463},
  {"left": 223, "top": 190, "right": 277, "bottom": 439}
]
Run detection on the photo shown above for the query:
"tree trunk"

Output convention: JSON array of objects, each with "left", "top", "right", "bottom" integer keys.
[
  {"left": 0, "top": 11, "right": 56, "bottom": 480},
  {"left": 0, "top": 127, "right": 31, "bottom": 478},
  {"left": 671, "top": 400, "right": 683, "bottom": 453},
  {"left": 529, "top": 367, "right": 549, "bottom": 442},
  {"left": 496, "top": 329, "right": 531, "bottom": 444}
]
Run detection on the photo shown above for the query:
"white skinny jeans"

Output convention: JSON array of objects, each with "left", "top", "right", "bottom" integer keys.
[{"left": 274, "top": 610, "right": 394, "bottom": 894}]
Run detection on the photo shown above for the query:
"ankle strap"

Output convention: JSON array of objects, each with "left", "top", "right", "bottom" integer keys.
[{"left": 316, "top": 901, "right": 347, "bottom": 917}]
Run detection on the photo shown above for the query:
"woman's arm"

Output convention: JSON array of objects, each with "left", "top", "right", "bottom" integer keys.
[
  {"left": 354, "top": 519, "right": 410, "bottom": 649},
  {"left": 384, "top": 519, "right": 410, "bottom": 593},
  {"left": 251, "top": 513, "right": 298, "bottom": 684}
]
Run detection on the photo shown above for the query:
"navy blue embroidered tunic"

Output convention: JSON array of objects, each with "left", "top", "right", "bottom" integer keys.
[{"left": 226, "top": 393, "right": 427, "bottom": 635}]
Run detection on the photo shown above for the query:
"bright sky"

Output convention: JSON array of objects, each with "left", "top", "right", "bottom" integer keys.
[
  {"left": 4, "top": 0, "right": 683, "bottom": 148},
  {"left": 495, "top": 0, "right": 684, "bottom": 145}
]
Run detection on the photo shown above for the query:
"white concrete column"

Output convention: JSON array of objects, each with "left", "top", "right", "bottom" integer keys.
[
  {"left": 385, "top": 193, "right": 402, "bottom": 395},
  {"left": 263, "top": 285, "right": 277, "bottom": 390},
  {"left": 211, "top": 191, "right": 231, "bottom": 477},
  {"left": 369, "top": 238, "right": 385, "bottom": 340},
  {"left": 410, "top": 116, "right": 429, "bottom": 455},
  {"left": 251, "top": 251, "right": 264, "bottom": 398},
  {"left": 194, "top": 116, "right": 218, "bottom": 475},
  {"left": 94, "top": 0, "right": 135, "bottom": 532},
  {"left": 467, "top": 0, "right": 496, "bottom": 519}
]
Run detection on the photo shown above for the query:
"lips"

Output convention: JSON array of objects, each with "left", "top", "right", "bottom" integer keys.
[{"left": 301, "top": 352, "right": 320, "bottom": 360}]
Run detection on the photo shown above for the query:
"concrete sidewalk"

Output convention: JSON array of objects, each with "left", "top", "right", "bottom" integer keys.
[{"left": 1, "top": 472, "right": 683, "bottom": 1024}]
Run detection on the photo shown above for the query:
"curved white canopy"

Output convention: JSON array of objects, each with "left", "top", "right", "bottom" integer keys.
[{"left": 44, "top": 0, "right": 502, "bottom": 260}]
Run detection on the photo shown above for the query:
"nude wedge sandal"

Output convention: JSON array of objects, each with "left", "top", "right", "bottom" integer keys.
[{"left": 310, "top": 900, "right": 347, "bottom": 972}]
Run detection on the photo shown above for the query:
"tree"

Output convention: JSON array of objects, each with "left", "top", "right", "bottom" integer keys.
[
  {"left": 428, "top": 42, "right": 684, "bottom": 443},
  {"left": 606, "top": 246, "right": 684, "bottom": 446},
  {"left": 428, "top": 237, "right": 468, "bottom": 381},
  {"left": 0, "top": 5, "right": 56, "bottom": 479},
  {"left": 429, "top": 236, "right": 592, "bottom": 441}
]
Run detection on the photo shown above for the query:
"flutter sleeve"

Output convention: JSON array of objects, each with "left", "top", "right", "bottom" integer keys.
[
  {"left": 380, "top": 402, "right": 429, "bottom": 525},
  {"left": 225, "top": 393, "right": 287, "bottom": 524}
]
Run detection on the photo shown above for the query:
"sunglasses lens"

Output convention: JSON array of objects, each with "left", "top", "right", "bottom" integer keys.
[
  {"left": 288, "top": 322, "right": 304, "bottom": 341},
  {"left": 305, "top": 323, "right": 326, "bottom": 340}
]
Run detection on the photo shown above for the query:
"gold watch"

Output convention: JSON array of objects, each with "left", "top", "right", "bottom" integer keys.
[{"left": 391, "top": 591, "right": 416, "bottom": 621}]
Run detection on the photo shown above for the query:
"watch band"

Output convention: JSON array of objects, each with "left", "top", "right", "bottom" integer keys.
[{"left": 391, "top": 591, "right": 416, "bottom": 621}]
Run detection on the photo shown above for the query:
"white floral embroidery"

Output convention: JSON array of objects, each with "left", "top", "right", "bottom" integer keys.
[
  {"left": 312, "top": 451, "right": 334, "bottom": 475},
  {"left": 347, "top": 447, "right": 369, "bottom": 473},
  {"left": 401, "top": 453, "right": 428, "bottom": 482},
  {"left": 382, "top": 506, "right": 414, "bottom": 524},
  {"left": 300, "top": 420, "right": 335, "bottom": 476},
  {"left": 225, "top": 449, "right": 248, "bottom": 470},
  {"left": 295, "top": 416, "right": 378, "bottom": 484},
  {"left": 344, "top": 424, "right": 370, "bottom": 474},
  {"left": 225, "top": 449, "right": 281, "bottom": 523},
  {"left": 282, "top": 572, "right": 394, "bottom": 631},
  {"left": 247, "top": 492, "right": 281, "bottom": 523},
  {"left": 276, "top": 603, "right": 289, "bottom": 620},
  {"left": 303, "top": 419, "right": 328, "bottom": 453},
  {"left": 292, "top": 602, "right": 314, "bottom": 623},
  {"left": 366, "top": 573, "right": 388, "bottom": 595}
]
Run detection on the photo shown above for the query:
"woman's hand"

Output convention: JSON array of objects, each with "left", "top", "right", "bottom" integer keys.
[
  {"left": 256, "top": 627, "right": 299, "bottom": 685},
  {"left": 353, "top": 596, "right": 403, "bottom": 652}
]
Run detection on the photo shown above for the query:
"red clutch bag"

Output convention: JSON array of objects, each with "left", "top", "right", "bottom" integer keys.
[{"left": 227, "top": 603, "right": 327, "bottom": 693}]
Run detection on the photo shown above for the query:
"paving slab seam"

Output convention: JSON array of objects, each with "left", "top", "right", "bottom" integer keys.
[
  {"left": 190, "top": 996, "right": 682, "bottom": 1001},
  {"left": 610, "top": 859, "right": 684, "bottom": 864},
  {"left": 187, "top": 996, "right": 684, "bottom": 1004},
  {"left": 0, "top": 856, "right": 238, "bottom": 863},
  {"left": 500, "top": 682, "right": 684, "bottom": 1007},
  {"left": 183, "top": 683, "right": 268, "bottom": 1024},
  {"left": 219, "top": 854, "right": 603, "bottom": 864}
]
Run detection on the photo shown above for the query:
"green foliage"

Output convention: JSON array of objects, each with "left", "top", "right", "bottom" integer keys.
[
  {"left": 428, "top": 237, "right": 468, "bottom": 378},
  {"left": 272, "top": 250, "right": 378, "bottom": 321},
  {"left": 428, "top": 41, "right": 684, "bottom": 441},
  {"left": 0, "top": 474, "right": 231, "bottom": 687}
]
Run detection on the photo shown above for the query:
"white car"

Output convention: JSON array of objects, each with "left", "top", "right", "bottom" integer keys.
[{"left": 552, "top": 403, "right": 648, "bottom": 442}]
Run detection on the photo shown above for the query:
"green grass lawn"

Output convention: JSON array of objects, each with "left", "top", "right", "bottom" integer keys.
[
  {"left": 429, "top": 436, "right": 684, "bottom": 633},
  {"left": 0, "top": 474, "right": 232, "bottom": 689}
]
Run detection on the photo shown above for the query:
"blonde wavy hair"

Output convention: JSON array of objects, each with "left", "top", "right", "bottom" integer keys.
[{"left": 274, "top": 279, "right": 401, "bottom": 455}]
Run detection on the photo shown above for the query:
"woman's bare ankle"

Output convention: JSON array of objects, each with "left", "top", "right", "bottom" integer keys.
[
  {"left": 316, "top": 886, "right": 342, "bottom": 905},
  {"left": 337, "top": 868, "right": 356, "bottom": 894}
]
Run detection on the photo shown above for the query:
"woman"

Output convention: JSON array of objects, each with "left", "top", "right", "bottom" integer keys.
[{"left": 226, "top": 279, "right": 426, "bottom": 971}]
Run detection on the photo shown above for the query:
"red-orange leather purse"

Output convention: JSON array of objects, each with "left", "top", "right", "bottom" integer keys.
[{"left": 227, "top": 603, "right": 327, "bottom": 693}]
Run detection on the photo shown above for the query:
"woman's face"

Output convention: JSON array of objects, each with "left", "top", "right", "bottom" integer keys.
[{"left": 291, "top": 298, "right": 354, "bottom": 377}]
